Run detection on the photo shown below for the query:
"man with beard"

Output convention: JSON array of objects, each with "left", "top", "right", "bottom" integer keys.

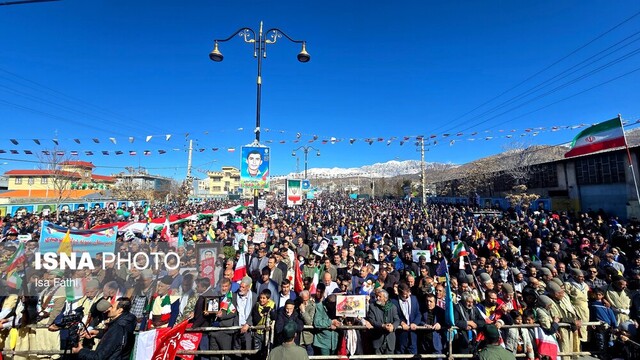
[
  {"left": 367, "top": 288, "right": 401, "bottom": 355},
  {"left": 605, "top": 275, "right": 631, "bottom": 326},
  {"left": 234, "top": 276, "right": 257, "bottom": 360},
  {"left": 453, "top": 292, "right": 486, "bottom": 354},
  {"left": 547, "top": 281, "right": 581, "bottom": 359}
]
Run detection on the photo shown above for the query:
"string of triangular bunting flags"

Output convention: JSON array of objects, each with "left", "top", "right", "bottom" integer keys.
[{"left": 2, "top": 119, "right": 639, "bottom": 153}]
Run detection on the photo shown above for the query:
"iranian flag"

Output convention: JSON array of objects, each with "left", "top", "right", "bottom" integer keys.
[
  {"left": 564, "top": 117, "right": 626, "bottom": 158},
  {"left": 132, "top": 319, "right": 191, "bottom": 360},
  {"left": 232, "top": 253, "right": 246, "bottom": 282},
  {"left": 144, "top": 205, "right": 153, "bottom": 220},
  {"left": 452, "top": 241, "right": 468, "bottom": 258},
  {"left": 309, "top": 266, "right": 322, "bottom": 295},
  {"left": 161, "top": 215, "right": 171, "bottom": 241},
  {"left": 4, "top": 242, "right": 26, "bottom": 274},
  {"left": 534, "top": 326, "right": 560, "bottom": 360},
  {"left": 58, "top": 230, "right": 83, "bottom": 301}
]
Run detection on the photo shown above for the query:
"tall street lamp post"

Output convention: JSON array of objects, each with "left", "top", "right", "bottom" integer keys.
[
  {"left": 210, "top": 22, "right": 310, "bottom": 217},
  {"left": 292, "top": 145, "right": 320, "bottom": 179}
]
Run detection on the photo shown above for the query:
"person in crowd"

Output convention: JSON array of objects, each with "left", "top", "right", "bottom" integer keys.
[
  {"left": 207, "top": 278, "right": 238, "bottom": 360},
  {"left": 367, "top": 288, "right": 400, "bottom": 355},
  {"left": 453, "top": 292, "right": 486, "bottom": 354},
  {"left": 420, "top": 293, "right": 445, "bottom": 354},
  {"left": 256, "top": 267, "right": 280, "bottom": 307},
  {"left": 72, "top": 298, "right": 137, "bottom": 360},
  {"left": 274, "top": 299, "right": 304, "bottom": 346},
  {"left": 251, "top": 289, "right": 276, "bottom": 360},
  {"left": 268, "top": 322, "right": 309, "bottom": 360},
  {"left": 277, "top": 279, "right": 297, "bottom": 309},
  {"left": 292, "top": 290, "right": 314, "bottom": 356},
  {"left": 313, "top": 294, "right": 340, "bottom": 355},
  {"left": 504, "top": 310, "right": 534, "bottom": 359},
  {"left": 475, "top": 324, "right": 516, "bottom": 360},
  {"left": 234, "top": 276, "right": 257, "bottom": 360},
  {"left": 391, "top": 282, "right": 421, "bottom": 354}
]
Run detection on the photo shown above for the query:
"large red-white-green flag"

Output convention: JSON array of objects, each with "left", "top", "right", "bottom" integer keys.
[{"left": 564, "top": 117, "right": 626, "bottom": 158}]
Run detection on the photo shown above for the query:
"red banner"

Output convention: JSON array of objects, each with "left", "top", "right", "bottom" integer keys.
[
  {"left": 176, "top": 324, "right": 202, "bottom": 360},
  {"left": 152, "top": 320, "right": 190, "bottom": 360},
  {"left": 200, "top": 256, "right": 217, "bottom": 288}
]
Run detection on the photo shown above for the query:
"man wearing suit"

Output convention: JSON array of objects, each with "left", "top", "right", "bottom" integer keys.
[
  {"left": 192, "top": 277, "right": 215, "bottom": 360},
  {"left": 256, "top": 268, "right": 280, "bottom": 307},
  {"left": 207, "top": 278, "right": 238, "bottom": 360},
  {"left": 266, "top": 256, "right": 284, "bottom": 288},
  {"left": 391, "top": 283, "right": 422, "bottom": 354}
]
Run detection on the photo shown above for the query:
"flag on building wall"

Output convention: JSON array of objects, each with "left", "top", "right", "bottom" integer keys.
[{"left": 564, "top": 117, "right": 626, "bottom": 158}]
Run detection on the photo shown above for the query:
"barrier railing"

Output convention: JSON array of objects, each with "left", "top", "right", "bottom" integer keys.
[{"left": 0, "top": 320, "right": 606, "bottom": 359}]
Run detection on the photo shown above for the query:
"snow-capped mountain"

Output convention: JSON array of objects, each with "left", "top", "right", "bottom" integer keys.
[{"left": 281, "top": 160, "right": 457, "bottom": 179}]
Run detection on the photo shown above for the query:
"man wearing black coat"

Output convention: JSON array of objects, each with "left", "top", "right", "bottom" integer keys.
[
  {"left": 453, "top": 292, "right": 486, "bottom": 354},
  {"left": 72, "top": 298, "right": 137, "bottom": 360},
  {"left": 274, "top": 299, "right": 304, "bottom": 346}
]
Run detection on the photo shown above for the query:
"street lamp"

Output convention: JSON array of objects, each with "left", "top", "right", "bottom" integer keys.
[
  {"left": 292, "top": 146, "right": 320, "bottom": 179},
  {"left": 210, "top": 21, "right": 310, "bottom": 217}
]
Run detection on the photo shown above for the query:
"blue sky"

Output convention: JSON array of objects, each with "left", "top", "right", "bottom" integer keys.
[{"left": 1, "top": 0, "right": 639, "bottom": 179}]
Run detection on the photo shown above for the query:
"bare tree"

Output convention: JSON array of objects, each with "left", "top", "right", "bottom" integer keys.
[
  {"left": 37, "top": 147, "right": 78, "bottom": 219},
  {"left": 500, "top": 142, "right": 543, "bottom": 186},
  {"left": 166, "top": 178, "right": 192, "bottom": 205},
  {"left": 457, "top": 158, "right": 499, "bottom": 197}
]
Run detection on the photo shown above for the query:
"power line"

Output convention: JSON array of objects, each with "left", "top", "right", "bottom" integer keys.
[
  {"left": 444, "top": 30, "right": 640, "bottom": 134},
  {"left": 455, "top": 46, "right": 640, "bottom": 134},
  {"left": 0, "top": 67, "right": 168, "bottom": 135},
  {"left": 431, "top": 8, "right": 640, "bottom": 134}
]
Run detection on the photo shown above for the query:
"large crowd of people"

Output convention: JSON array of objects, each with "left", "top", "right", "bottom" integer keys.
[{"left": 0, "top": 194, "right": 639, "bottom": 360}]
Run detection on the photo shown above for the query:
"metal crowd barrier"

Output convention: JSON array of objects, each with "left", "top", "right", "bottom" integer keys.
[{"left": 0, "top": 320, "right": 606, "bottom": 359}]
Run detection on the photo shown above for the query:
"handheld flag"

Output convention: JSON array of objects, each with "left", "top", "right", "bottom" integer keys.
[
  {"left": 452, "top": 241, "right": 469, "bottom": 258},
  {"left": 161, "top": 215, "right": 171, "bottom": 241},
  {"left": 294, "top": 257, "right": 304, "bottom": 293},
  {"left": 444, "top": 273, "right": 456, "bottom": 338},
  {"left": 232, "top": 253, "right": 246, "bottom": 282}
]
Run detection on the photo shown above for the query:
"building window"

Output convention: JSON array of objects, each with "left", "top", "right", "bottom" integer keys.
[
  {"left": 14, "top": 177, "right": 22, "bottom": 185},
  {"left": 27, "top": 178, "right": 35, "bottom": 185},
  {"left": 85, "top": 171, "right": 89, "bottom": 177},
  {"left": 213, "top": 186, "right": 221, "bottom": 191},
  {"left": 576, "top": 152, "right": 626, "bottom": 185},
  {"left": 41, "top": 178, "right": 48, "bottom": 184}
]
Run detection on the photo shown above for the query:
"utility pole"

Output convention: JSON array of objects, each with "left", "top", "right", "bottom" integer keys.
[
  {"left": 421, "top": 137, "right": 426, "bottom": 204},
  {"left": 186, "top": 139, "right": 193, "bottom": 179}
]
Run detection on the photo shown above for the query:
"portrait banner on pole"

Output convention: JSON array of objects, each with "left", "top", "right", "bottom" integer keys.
[{"left": 240, "top": 146, "right": 270, "bottom": 190}]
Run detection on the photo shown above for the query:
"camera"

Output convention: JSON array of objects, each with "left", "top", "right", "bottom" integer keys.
[{"left": 55, "top": 307, "right": 87, "bottom": 350}]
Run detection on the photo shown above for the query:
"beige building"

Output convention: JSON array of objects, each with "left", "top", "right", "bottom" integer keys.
[
  {"left": 205, "top": 166, "right": 241, "bottom": 197},
  {"left": 4, "top": 161, "right": 115, "bottom": 192}
]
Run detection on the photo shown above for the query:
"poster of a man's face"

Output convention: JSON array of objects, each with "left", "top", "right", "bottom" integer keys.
[
  {"left": 240, "top": 146, "right": 270, "bottom": 190},
  {"left": 196, "top": 243, "right": 223, "bottom": 289},
  {"left": 246, "top": 151, "right": 262, "bottom": 177}
]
